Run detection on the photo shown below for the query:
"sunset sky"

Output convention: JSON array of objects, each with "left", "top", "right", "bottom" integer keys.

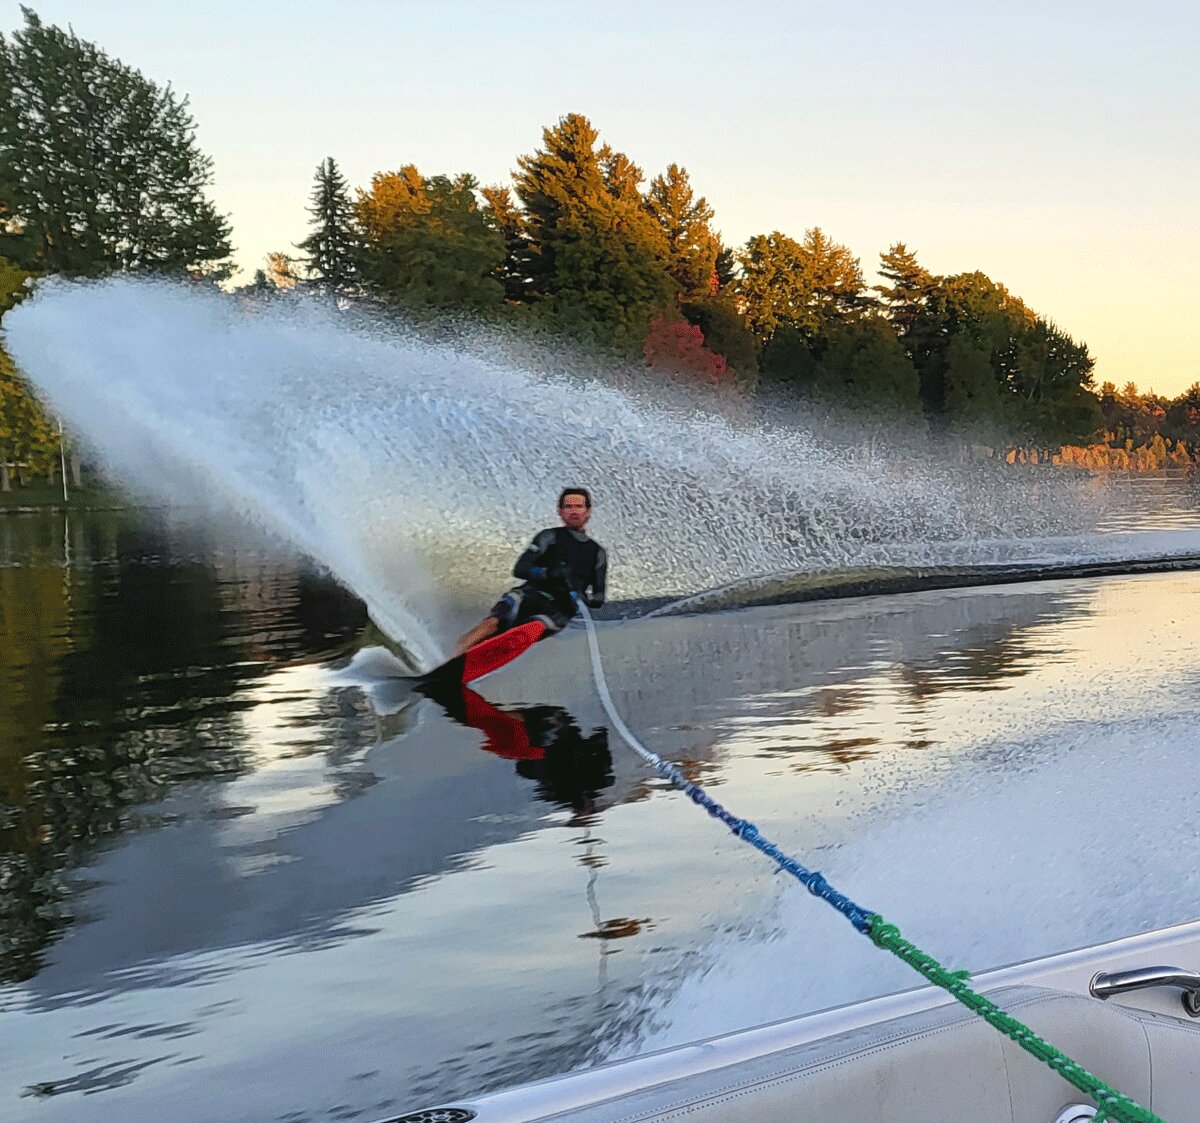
[{"left": 6, "top": 1, "right": 1198, "bottom": 394}]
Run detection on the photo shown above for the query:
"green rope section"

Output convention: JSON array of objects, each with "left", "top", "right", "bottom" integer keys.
[{"left": 869, "top": 915, "right": 1164, "bottom": 1123}]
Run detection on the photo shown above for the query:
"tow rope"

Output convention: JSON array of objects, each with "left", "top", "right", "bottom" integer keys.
[{"left": 572, "top": 597, "right": 1162, "bottom": 1123}]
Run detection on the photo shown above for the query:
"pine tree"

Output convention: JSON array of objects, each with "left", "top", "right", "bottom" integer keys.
[
  {"left": 0, "top": 8, "right": 231, "bottom": 276},
  {"left": 812, "top": 316, "right": 921, "bottom": 416},
  {"left": 875, "top": 243, "right": 934, "bottom": 345},
  {"left": 599, "top": 147, "right": 648, "bottom": 207},
  {"left": 298, "top": 157, "right": 358, "bottom": 293},
  {"left": 512, "top": 114, "right": 675, "bottom": 348},
  {"left": 480, "top": 185, "right": 535, "bottom": 303},
  {"left": 354, "top": 168, "right": 504, "bottom": 312},
  {"left": 737, "top": 228, "right": 865, "bottom": 340},
  {"left": 714, "top": 246, "right": 738, "bottom": 290},
  {"left": 646, "top": 164, "right": 721, "bottom": 300},
  {"left": 513, "top": 113, "right": 609, "bottom": 298}
]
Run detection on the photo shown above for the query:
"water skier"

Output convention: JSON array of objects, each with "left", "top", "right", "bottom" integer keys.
[{"left": 453, "top": 488, "right": 607, "bottom": 657}]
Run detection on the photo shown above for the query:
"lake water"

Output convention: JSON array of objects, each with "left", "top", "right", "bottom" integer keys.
[{"left": 2, "top": 489, "right": 1200, "bottom": 1122}]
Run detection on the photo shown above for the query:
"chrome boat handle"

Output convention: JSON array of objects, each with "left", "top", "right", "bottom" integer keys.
[{"left": 1089, "top": 966, "right": 1200, "bottom": 1017}]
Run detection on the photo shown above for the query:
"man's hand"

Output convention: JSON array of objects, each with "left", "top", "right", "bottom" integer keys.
[{"left": 550, "top": 561, "right": 574, "bottom": 587}]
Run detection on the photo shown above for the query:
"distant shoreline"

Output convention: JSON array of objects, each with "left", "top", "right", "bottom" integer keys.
[{"left": 0, "top": 479, "right": 130, "bottom": 513}]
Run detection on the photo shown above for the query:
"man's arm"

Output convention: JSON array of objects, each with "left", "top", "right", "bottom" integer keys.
[
  {"left": 512, "top": 529, "right": 558, "bottom": 581},
  {"left": 586, "top": 546, "right": 607, "bottom": 608}
]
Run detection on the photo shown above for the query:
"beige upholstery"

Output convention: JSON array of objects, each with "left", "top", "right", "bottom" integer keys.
[{"left": 543, "top": 986, "right": 1200, "bottom": 1122}]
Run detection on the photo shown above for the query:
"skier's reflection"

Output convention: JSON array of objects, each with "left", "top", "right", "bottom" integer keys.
[{"left": 417, "top": 681, "right": 613, "bottom": 813}]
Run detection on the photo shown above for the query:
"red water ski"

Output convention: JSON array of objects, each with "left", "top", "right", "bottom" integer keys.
[
  {"left": 420, "top": 619, "right": 546, "bottom": 686},
  {"left": 461, "top": 620, "right": 546, "bottom": 683}
]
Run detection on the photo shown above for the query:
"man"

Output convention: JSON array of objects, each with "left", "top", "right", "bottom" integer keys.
[{"left": 453, "top": 488, "right": 607, "bottom": 656}]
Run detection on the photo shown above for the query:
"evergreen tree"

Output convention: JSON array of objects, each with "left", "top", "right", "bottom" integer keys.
[
  {"left": 1162, "top": 383, "right": 1200, "bottom": 450},
  {"left": 298, "top": 157, "right": 358, "bottom": 293},
  {"left": 600, "top": 147, "right": 649, "bottom": 208},
  {"left": 908, "top": 270, "right": 1028, "bottom": 420},
  {"left": 811, "top": 316, "right": 921, "bottom": 416},
  {"left": 941, "top": 331, "right": 1007, "bottom": 431},
  {"left": 875, "top": 242, "right": 934, "bottom": 344},
  {"left": 1003, "top": 317, "right": 1101, "bottom": 445},
  {"left": 759, "top": 324, "right": 817, "bottom": 393},
  {"left": 646, "top": 164, "right": 722, "bottom": 300},
  {"left": 513, "top": 113, "right": 608, "bottom": 298},
  {"left": 480, "top": 185, "right": 535, "bottom": 303},
  {"left": 0, "top": 8, "right": 231, "bottom": 276},
  {"left": 737, "top": 228, "right": 865, "bottom": 340},
  {"left": 512, "top": 114, "right": 675, "bottom": 348},
  {"left": 714, "top": 246, "right": 738, "bottom": 290},
  {"left": 355, "top": 167, "right": 504, "bottom": 312}
]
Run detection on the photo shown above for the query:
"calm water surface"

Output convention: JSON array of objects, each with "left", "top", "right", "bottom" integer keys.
[{"left": 2, "top": 504, "right": 1200, "bottom": 1122}]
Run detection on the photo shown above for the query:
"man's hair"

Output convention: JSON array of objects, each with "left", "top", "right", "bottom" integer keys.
[{"left": 558, "top": 487, "right": 591, "bottom": 508}]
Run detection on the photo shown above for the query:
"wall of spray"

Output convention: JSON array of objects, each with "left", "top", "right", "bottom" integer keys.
[{"left": 6, "top": 277, "right": 1114, "bottom": 668}]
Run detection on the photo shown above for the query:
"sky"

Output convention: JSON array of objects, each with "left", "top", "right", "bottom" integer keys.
[{"left": 5, "top": 1, "right": 1199, "bottom": 396}]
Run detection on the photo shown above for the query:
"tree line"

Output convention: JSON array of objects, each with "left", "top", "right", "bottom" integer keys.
[
  {"left": 1053, "top": 382, "right": 1200, "bottom": 471},
  {"left": 1, "top": 5, "right": 1196, "bottom": 490}
]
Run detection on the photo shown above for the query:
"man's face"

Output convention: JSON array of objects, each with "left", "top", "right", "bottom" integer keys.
[{"left": 558, "top": 493, "right": 591, "bottom": 531}]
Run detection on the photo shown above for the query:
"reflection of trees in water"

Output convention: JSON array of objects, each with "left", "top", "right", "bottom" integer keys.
[
  {"left": 0, "top": 515, "right": 367, "bottom": 983},
  {"left": 612, "top": 585, "right": 1087, "bottom": 780},
  {"left": 895, "top": 615, "right": 1057, "bottom": 704}
]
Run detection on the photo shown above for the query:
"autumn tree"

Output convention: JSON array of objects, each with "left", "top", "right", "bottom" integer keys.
[
  {"left": 646, "top": 164, "right": 721, "bottom": 300},
  {"left": 0, "top": 257, "right": 55, "bottom": 490},
  {"left": 1098, "top": 382, "right": 1166, "bottom": 446},
  {"left": 0, "top": 8, "right": 231, "bottom": 276},
  {"left": 265, "top": 252, "right": 300, "bottom": 290},
  {"left": 679, "top": 297, "right": 760, "bottom": 384},
  {"left": 1162, "top": 383, "right": 1200, "bottom": 451},
  {"left": 0, "top": 348, "right": 56, "bottom": 490},
  {"left": 737, "top": 227, "right": 866, "bottom": 340},
  {"left": 512, "top": 114, "right": 674, "bottom": 348},
  {"left": 355, "top": 167, "right": 505, "bottom": 312},
  {"left": 642, "top": 314, "right": 729, "bottom": 383}
]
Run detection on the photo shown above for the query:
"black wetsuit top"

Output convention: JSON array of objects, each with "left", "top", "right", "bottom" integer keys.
[{"left": 513, "top": 527, "right": 607, "bottom": 621}]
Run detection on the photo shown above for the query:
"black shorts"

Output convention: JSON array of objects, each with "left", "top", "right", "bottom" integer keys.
[{"left": 489, "top": 587, "right": 571, "bottom": 635}]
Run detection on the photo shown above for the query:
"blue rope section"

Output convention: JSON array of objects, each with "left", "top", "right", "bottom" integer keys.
[{"left": 646, "top": 753, "right": 876, "bottom": 935}]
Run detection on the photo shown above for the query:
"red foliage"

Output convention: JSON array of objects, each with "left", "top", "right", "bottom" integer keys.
[{"left": 642, "top": 315, "right": 730, "bottom": 383}]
